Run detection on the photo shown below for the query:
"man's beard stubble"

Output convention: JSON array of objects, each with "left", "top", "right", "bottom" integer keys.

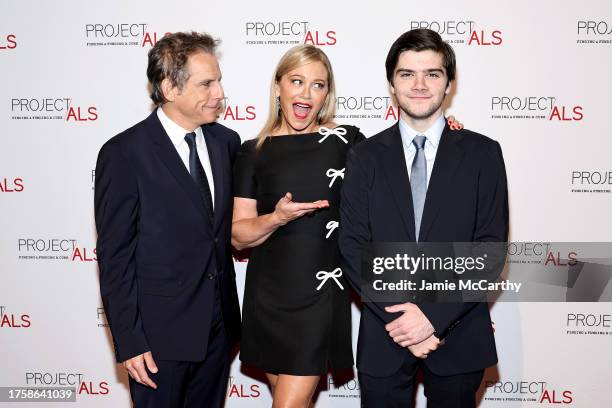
[{"left": 400, "top": 94, "right": 446, "bottom": 121}]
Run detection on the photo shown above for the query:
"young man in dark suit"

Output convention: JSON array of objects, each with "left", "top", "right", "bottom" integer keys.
[
  {"left": 95, "top": 32, "right": 241, "bottom": 407},
  {"left": 339, "top": 29, "right": 509, "bottom": 407}
]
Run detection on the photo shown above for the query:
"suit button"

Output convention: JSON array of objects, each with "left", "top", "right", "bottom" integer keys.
[
  {"left": 214, "top": 237, "right": 219, "bottom": 243},
  {"left": 207, "top": 273, "right": 215, "bottom": 280}
]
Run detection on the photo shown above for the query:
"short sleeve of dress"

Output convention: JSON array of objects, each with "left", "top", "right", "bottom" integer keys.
[
  {"left": 341, "top": 125, "right": 366, "bottom": 146},
  {"left": 233, "top": 139, "right": 257, "bottom": 199},
  {"left": 353, "top": 129, "right": 366, "bottom": 145}
]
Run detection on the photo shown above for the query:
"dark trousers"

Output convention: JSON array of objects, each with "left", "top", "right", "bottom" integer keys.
[
  {"left": 129, "top": 284, "right": 229, "bottom": 408},
  {"left": 359, "top": 359, "right": 484, "bottom": 408}
]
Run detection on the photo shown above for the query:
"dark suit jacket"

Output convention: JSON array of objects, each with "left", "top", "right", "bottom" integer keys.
[
  {"left": 339, "top": 120, "right": 508, "bottom": 377},
  {"left": 95, "top": 111, "right": 241, "bottom": 363}
]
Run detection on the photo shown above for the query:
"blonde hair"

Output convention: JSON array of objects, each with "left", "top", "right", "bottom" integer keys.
[{"left": 256, "top": 45, "right": 336, "bottom": 149}]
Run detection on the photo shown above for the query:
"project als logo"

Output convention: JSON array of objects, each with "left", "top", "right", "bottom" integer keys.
[
  {"left": 333, "top": 96, "right": 399, "bottom": 122},
  {"left": 16, "top": 238, "right": 97, "bottom": 262},
  {"left": 218, "top": 98, "right": 257, "bottom": 122},
  {"left": 566, "top": 312, "right": 612, "bottom": 336},
  {"left": 576, "top": 20, "right": 612, "bottom": 45},
  {"left": 570, "top": 170, "right": 612, "bottom": 194},
  {"left": 409, "top": 20, "right": 502, "bottom": 46},
  {"left": 489, "top": 96, "right": 583, "bottom": 122},
  {"left": 226, "top": 376, "right": 261, "bottom": 399},
  {"left": 96, "top": 307, "right": 109, "bottom": 328},
  {"left": 244, "top": 21, "right": 336, "bottom": 46},
  {"left": 0, "top": 33, "right": 17, "bottom": 50},
  {"left": 0, "top": 305, "right": 31, "bottom": 329},
  {"left": 9, "top": 98, "right": 98, "bottom": 122},
  {"left": 483, "top": 379, "right": 574, "bottom": 404},
  {"left": 84, "top": 23, "right": 170, "bottom": 48},
  {"left": 0, "top": 177, "right": 24, "bottom": 193},
  {"left": 326, "top": 376, "right": 360, "bottom": 400},
  {"left": 24, "top": 371, "right": 110, "bottom": 398},
  {"left": 506, "top": 242, "right": 577, "bottom": 267}
]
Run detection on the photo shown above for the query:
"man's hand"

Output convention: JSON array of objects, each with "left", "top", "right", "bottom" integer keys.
[
  {"left": 123, "top": 351, "right": 158, "bottom": 389},
  {"left": 407, "top": 334, "right": 443, "bottom": 359},
  {"left": 385, "top": 303, "right": 435, "bottom": 347}
]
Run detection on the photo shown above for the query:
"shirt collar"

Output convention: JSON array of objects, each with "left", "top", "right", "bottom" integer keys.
[
  {"left": 157, "top": 106, "right": 203, "bottom": 148},
  {"left": 399, "top": 114, "right": 446, "bottom": 150}
]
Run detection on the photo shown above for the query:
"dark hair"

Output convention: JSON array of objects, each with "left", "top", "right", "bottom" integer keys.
[
  {"left": 385, "top": 28, "right": 456, "bottom": 85},
  {"left": 147, "top": 31, "right": 219, "bottom": 105}
]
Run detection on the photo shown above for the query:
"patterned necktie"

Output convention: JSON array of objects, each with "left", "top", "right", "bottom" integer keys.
[
  {"left": 410, "top": 135, "right": 427, "bottom": 240},
  {"left": 184, "top": 132, "right": 214, "bottom": 223}
]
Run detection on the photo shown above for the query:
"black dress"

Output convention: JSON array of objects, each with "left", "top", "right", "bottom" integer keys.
[{"left": 233, "top": 125, "right": 364, "bottom": 375}]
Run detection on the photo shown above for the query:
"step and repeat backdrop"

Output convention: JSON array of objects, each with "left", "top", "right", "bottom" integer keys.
[{"left": 2, "top": 0, "right": 611, "bottom": 406}]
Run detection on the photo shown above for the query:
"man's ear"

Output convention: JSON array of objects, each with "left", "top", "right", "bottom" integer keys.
[
  {"left": 445, "top": 81, "right": 452, "bottom": 95},
  {"left": 388, "top": 81, "right": 396, "bottom": 96},
  {"left": 161, "top": 78, "right": 177, "bottom": 102}
]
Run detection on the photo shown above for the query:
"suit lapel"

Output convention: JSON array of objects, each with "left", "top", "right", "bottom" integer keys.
[
  {"left": 419, "top": 124, "right": 465, "bottom": 241},
  {"left": 146, "top": 112, "right": 212, "bottom": 236},
  {"left": 202, "top": 124, "right": 225, "bottom": 234},
  {"left": 379, "top": 123, "right": 416, "bottom": 241}
]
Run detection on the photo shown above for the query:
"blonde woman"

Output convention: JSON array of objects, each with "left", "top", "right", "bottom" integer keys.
[{"left": 231, "top": 45, "right": 362, "bottom": 407}]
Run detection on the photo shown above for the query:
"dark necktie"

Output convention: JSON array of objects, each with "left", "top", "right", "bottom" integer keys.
[
  {"left": 410, "top": 135, "right": 427, "bottom": 241},
  {"left": 184, "top": 132, "right": 214, "bottom": 223}
]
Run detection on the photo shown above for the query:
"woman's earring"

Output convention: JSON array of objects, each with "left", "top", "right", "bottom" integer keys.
[{"left": 276, "top": 96, "right": 281, "bottom": 112}]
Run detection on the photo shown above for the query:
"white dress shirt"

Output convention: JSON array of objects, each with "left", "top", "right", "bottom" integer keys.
[
  {"left": 399, "top": 114, "right": 446, "bottom": 188},
  {"left": 157, "top": 107, "right": 215, "bottom": 209}
]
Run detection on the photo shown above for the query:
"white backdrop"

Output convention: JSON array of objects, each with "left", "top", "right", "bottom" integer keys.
[{"left": 1, "top": 0, "right": 612, "bottom": 406}]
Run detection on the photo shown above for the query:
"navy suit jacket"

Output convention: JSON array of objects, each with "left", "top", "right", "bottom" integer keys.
[
  {"left": 95, "top": 111, "right": 241, "bottom": 363},
  {"left": 339, "top": 120, "right": 508, "bottom": 376}
]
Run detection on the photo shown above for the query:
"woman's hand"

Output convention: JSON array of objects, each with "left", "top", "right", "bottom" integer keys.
[
  {"left": 272, "top": 192, "right": 329, "bottom": 226},
  {"left": 231, "top": 193, "right": 328, "bottom": 250},
  {"left": 447, "top": 115, "right": 464, "bottom": 130}
]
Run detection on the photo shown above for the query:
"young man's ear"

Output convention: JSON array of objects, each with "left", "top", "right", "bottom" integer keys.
[{"left": 445, "top": 81, "right": 452, "bottom": 95}]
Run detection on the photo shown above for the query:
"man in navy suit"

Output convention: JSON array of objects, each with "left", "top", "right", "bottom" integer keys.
[
  {"left": 95, "top": 32, "right": 241, "bottom": 407},
  {"left": 339, "top": 29, "right": 508, "bottom": 407}
]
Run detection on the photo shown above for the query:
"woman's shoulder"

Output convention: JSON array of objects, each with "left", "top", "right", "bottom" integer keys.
[
  {"left": 322, "top": 123, "right": 365, "bottom": 145},
  {"left": 239, "top": 137, "right": 258, "bottom": 150},
  {"left": 235, "top": 137, "right": 260, "bottom": 160}
]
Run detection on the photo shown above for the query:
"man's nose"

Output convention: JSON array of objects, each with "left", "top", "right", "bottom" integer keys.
[
  {"left": 413, "top": 74, "right": 427, "bottom": 91},
  {"left": 213, "top": 81, "right": 224, "bottom": 100}
]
